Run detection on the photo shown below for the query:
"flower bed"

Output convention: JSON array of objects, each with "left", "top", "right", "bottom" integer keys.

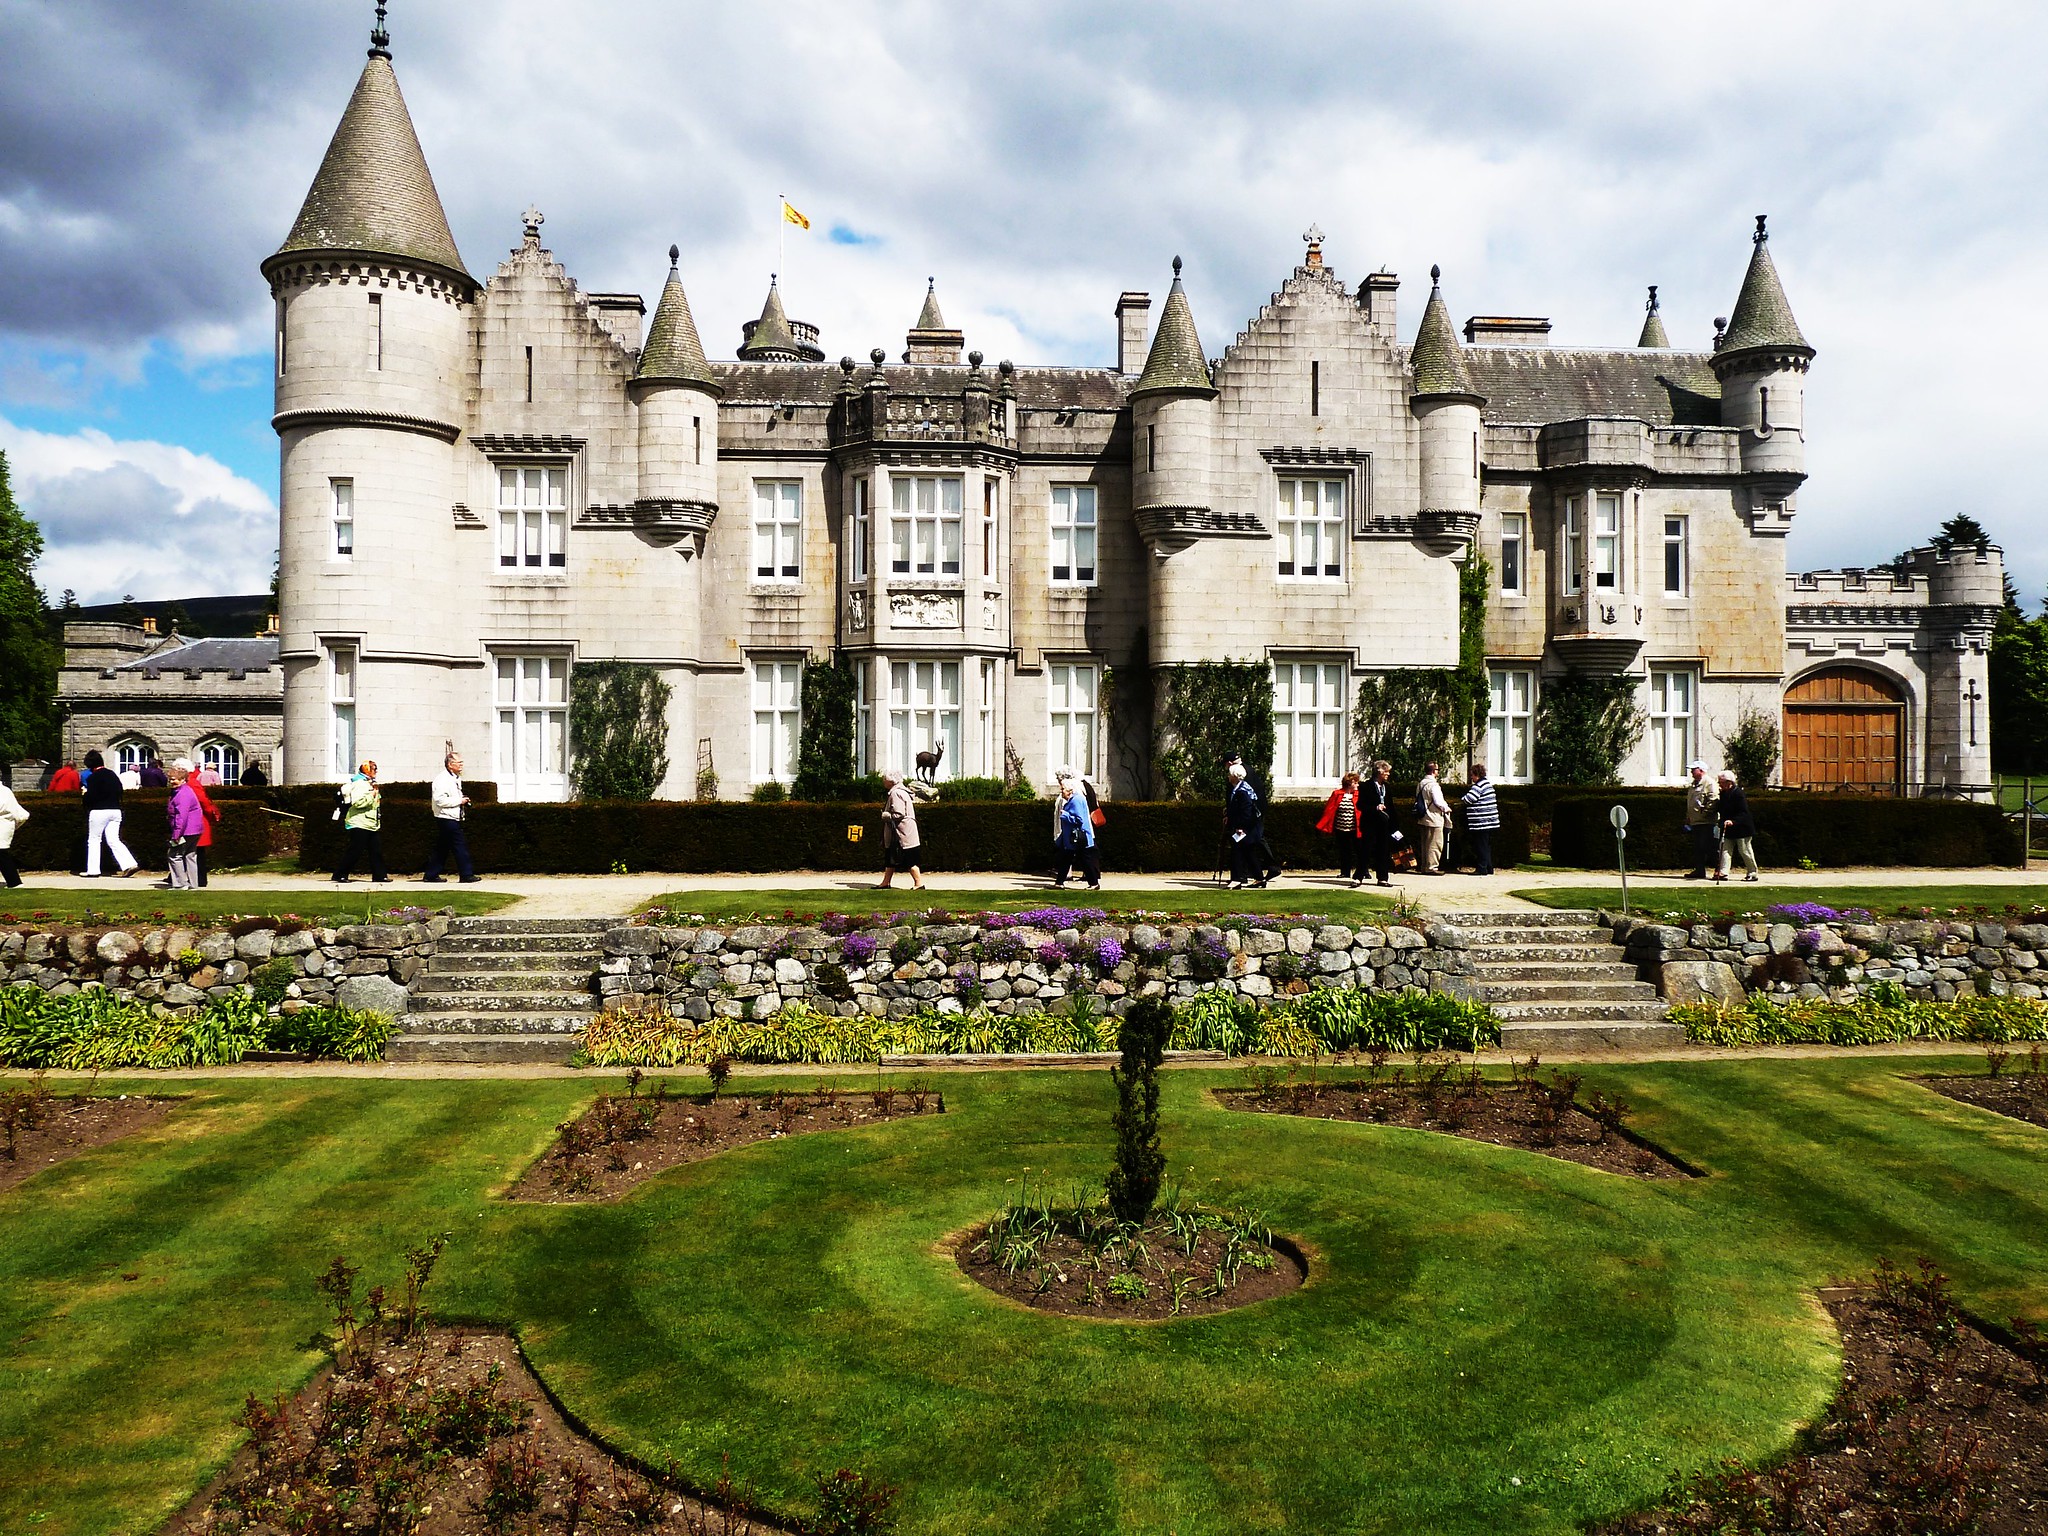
[
  {"left": 1671, "top": 987, "right": 2048, "bottom": 1047},
  {"left": 0, "top": 987, "right": 393, "bottom": 1068}
]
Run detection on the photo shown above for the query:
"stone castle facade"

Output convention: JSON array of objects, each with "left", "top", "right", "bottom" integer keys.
[{"left": 263, "top": 26, "right": 1998, "bottom": 802}]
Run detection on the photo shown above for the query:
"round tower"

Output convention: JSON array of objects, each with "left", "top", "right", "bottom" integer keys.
[
  {"left": 1409, "top": 266, "right": 1484, "bottom": 520},
  {"left": 1711, "top": 216, "right": 1814, "bottom": 482},
  {"left": 1130, "top": 257, "right": 1218, "bottom": 528},
  {"left": 631, "top": 246, "right": 722, "bottom": 515},
  {"left": 262, "top": 14, "right": 478, "bottom": 783}
]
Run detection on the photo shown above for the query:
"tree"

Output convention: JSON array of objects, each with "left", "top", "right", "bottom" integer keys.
[
  {"left": 1990, "top": 617, "right": 2048, "bottom": 775},
  {"left": 792, "top": 655, "right": 856, "bottom": 799},
  {"left": 1533, "top": 673, "right": 1646, "bottom": 785},
  {"left": 0, "top": 452, "right": 60, "bottom": 765},
  {"left": 1937, "top": 512, "right": 1990, "bottom": 548},
  {"left": 566, "top": 662, "right": 671, "bottom": 800},
  {"left": 1154, "top": 660, "right": 1274, "bottom": 802},
  {"left": 1105, "top": 998, "right": 1171, "bottom": 1225}
]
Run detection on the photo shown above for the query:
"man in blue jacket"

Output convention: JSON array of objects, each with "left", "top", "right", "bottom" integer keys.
[{"left": 1224, "top": 759, "right": 1279, "bottom": 888}]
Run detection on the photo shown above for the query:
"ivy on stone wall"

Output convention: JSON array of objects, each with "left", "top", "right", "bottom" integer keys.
[
  {"left": 1100, "top": 627, "right": 1155, "bottom": 793},
  {"left": 1351, "top": 555, "right": 1491, "bottom": 778},
  {"left": 1533, "top": 672, "right": 1646, "bottom": 785},
  {"left": 1154, "top": 660, "right": 1274, "bottom": 802},
  {"left": 568, "top": 662, "right": 671, "bottom": 802},
  {"left": 792, "top": 655, "right": 857, "bottom": 800}
]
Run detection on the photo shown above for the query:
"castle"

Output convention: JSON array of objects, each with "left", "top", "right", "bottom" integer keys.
[{"left": 258, "top": 20, "right": 1999, "bottom": 802}]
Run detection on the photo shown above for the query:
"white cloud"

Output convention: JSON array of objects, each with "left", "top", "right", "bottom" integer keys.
[{"left": 0, "top": 414, "right": 274, "bottom": 604}]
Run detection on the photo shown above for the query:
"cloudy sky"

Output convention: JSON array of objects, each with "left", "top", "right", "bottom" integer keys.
[{"left": 1, "top": 0, "right": 2041, "bottom": 605}]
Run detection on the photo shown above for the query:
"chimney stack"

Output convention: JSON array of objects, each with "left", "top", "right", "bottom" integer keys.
[
  {"left": 1116, "top": 291, "right": 1151, "bottom": 374},
  {"left": 1359, "top": 271, "right": 1398, "bottom": 336}
]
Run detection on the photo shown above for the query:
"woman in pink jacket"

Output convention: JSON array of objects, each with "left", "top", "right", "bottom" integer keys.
[{"left": 165, "top": 764, "right": 207, "bottom": 889}]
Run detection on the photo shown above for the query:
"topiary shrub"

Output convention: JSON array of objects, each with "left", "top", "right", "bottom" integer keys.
[
  {"left": 1718, "top": 703, "right": 1781, "bottom": 789},
  {"left": 1534, "top": 673, "right": 1646, "bottom": 785},
  {"left": 793, "top": 656, "right": 857, "bottom": 801},
  {"left": 1105, "top": 997, "right": 1171, "bottom": 1224},
  {"left": 569, "top": 662, "right": 671, "bottom": 801},
  {"left": 750, "top": 781, "right": 788, "bottom": 803}
]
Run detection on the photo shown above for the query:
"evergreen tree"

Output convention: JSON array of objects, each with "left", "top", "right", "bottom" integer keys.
[
  {"left": 0, "top": 452, "right": 60, "bottom": 764},
  {"left": 1937, "top": 512, "right": 1991, "bottom": 548}
]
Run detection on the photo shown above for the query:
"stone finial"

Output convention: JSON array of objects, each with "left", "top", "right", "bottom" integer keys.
[
  {"left": 1646, "top": 284, "right": 1660, "bottom": 313},
  {"left": 1754, "top": 213, "right": 1769, "bottom": 244},
  {"left": 369, "top": 0, "right": 390, "bottom": 59},
  {"left": 1430, "top": 263, "right": 1442, "bottom": 286},
  {"left": 1302, "top": 222, "right": 1325, "bottom": 268},
  {"left": 668, "top": 243, "right": 679, "bottom": 267},
  {"left": 968, "top": 349, "right": 983, "bottom": 371},
  {"left": 521, "top": 204, "right": 544, "bottom": 244},
  {"left": 841, "top": 355, "right": 856, "bottom": 375},
  {"left": 870, "top": 346, "right": 887, "bottom": 369},
  {"left": 1172, "top": 254, "right": 1183, "bottom": 277}
]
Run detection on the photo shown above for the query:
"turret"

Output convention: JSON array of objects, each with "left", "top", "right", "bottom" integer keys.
[
  {"left": 630, "top": 245, "right": 721, "bottom": 528},
  {"left": 1712, "top": 216, "right": 1813, "bottom": 483},
  {"left": 1129, "top": 256, "right": 1218, "bottom": 528},
  {"left": 1409, "top": 266, "right": 1484, "bottom": 520},
  {"left": 906, "top": 279, "right": 964, "bottom": 364},
  {"left": 736, "top": 277, "right": 825, "bottom": 362},
  {"left": 1637, "top": 285, "right": 1670, "bottom": 348}
]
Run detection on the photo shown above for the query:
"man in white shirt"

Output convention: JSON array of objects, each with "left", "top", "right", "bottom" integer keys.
[
  {"left": 422, "top": 751, "right": 479, "bottom": 883},
  {"left": 1415, "top": 761, "right": 1452, "bottom": 875}
]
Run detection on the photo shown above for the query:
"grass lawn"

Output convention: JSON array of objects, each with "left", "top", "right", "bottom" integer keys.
[
  {"left": 4, "top": 1058, "right": 2046, "bottom": 1535},
  {"left": 1514, "top": 882, "right": 2048, "bottom": 919},
  {"left": 640, "top": 883, "right": 1402, "bottom": 924},
  {"left": 0, "top": 885, "right": 520, "bottom": 928}
]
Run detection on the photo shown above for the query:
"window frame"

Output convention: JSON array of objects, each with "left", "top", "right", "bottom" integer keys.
[
  {"left": 1485, "top": 667, "right": 1536, "bottom": 783},
  {"left": 887, "top": 658, "right": 962, "bottom": 781},
  {"left": 1270, "top": 657, "right": 1348, "bottom": 786},
  {"left": 854, "top": 660, "right": 872, "bottom": 778},
  {"left": 1275, "top": 477, "right": 1346, "bottom": 582},
  {"left": 1498, "top": 512, "right": 1525, "bottom": 595},
  {"left": 1562, "top": 495, "right": 1584, "bottom": 595},
  {"left": 495, "top": 463, "right": 569, "bottom": 571},
  {"left": 1662, "top": 515, "right": 1689, "bottom": 597},
  {"left": 327, "top": 643, "right": 358, "bottom": 778},
  {"left": 750, "top": 658, "right": 802, "bottom": 785},
  {"left": 490, "top": 650, "right": 572, "bottom": 801},
  {"left": 981, "top": 479, "right": 999, "bottom": 580},
  {"left": 197, "top": 737, "right": 243, "bottom": 786},
  {"left": 752, "top": 479, "right": 803, "bottom": 583},
  {"left": 849, "top": 477, "right": 870, "bottom": 583},
  {"left": 1647, "top": 667, "right": 1698, "bottom": 782},
  {"left": 1049, "top": 483, "right": 1099, "bottom": 587},
  {"left": 1046, "top": 659, "right": 1099, "bottom": 779},
  {"left": 889, "top": 474, "right": 964, "bottom": 578},
  {"left": 1593, "top": 492, "right": 1622, "bottom": 590},
  {"left": 977, "top": 657, "right": 998, "bottom": 777},
  {"left": 331, "top": 478, "right": 354, "bottom": 560},
  {"left": 113, "top": 737, "right": 156, "bottom": 778}
]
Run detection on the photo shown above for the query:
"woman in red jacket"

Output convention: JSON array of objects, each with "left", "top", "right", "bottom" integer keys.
[{"left": 1315, "top": 771, "right": 1369, "bottom": 885}]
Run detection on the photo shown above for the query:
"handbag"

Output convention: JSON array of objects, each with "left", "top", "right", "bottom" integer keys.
[{"left": 1090, "top": 806, "right": 1106, "bottom": 828}]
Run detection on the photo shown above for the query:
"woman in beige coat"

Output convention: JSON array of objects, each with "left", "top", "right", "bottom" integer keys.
[{"left": 877, "top": 772, "right": 925, "bottom": 890}]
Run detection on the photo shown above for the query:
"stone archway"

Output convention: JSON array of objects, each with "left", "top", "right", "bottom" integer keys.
[{"left": 1782, "top": 666, "right": 1906, "bottom": 791}]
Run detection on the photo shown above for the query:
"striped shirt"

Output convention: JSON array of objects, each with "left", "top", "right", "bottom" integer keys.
[{"left": 1460, "top": 779, "right": 1500, "bottom": 830}]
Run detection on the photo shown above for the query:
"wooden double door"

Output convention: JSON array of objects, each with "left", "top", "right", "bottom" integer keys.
[{"left": 1782, "top": 667, "right": 1905, "bottom": 791}]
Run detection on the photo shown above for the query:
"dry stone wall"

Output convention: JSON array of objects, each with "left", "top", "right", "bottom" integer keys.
[{"left": 601, "top": 917, "right": 1481, "bottom": 1020}]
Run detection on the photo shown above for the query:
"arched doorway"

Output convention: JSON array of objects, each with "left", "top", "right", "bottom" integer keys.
[{"left": 1782, "top": 667, "right": 1905, "bottom": 791}]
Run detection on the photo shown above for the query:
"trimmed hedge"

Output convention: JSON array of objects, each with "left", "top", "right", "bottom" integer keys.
[
  {"left": 1550, "top": 790, "right": 2021, "bottom": 870},
  {"left": 9, "top": 792, "right": 270, "bottom": 872},
  {"left": 295, "top": 792, "right": 1531, "bottom": 876}
]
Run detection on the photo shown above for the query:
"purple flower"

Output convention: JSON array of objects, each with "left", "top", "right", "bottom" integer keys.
[
  {"left": 840, "top": 932, "right": 879, "bottom": 964},
  {"left": 1792, "top": 926, "right": 1826, "bottom": 956},
  {"left": 988, "top": 906, "right": 1107, "bottom": 930},
  {"left": 951, "top": 962, "right": 980, "bottom": 996},
  {"left": 1092, "top": 937, "right": 1125, "bottom": 969},
  {"left": 1769, "top": 902, "right": 1843, "bottom": 925},
  {"left": 818, "top": 914, "right": 854, "bottom": 936},
  {"left": 1037, "top": 940, "right": 1072, "bottom": 966}
]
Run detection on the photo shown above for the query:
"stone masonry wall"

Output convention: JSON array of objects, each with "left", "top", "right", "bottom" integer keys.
[
  {"left": 600, "top": 917, "right": 1480, "bottom": 1019},
  {"left": 1, "top": 918, "right": 444, "bottom": 1017},
  {"left": 1609, "top": 912, "right": 2048, "bottom": 1004}
]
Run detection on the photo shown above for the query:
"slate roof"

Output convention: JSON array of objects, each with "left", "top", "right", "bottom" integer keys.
[
  {"left": 637, "top": 253, "right": 718, "bottom": 388},
  {"left": 914, "top": 280, "right": 947, "bottom": 331},
  {"left": 117, "top": 637, "right": 280, "bottom": 676},
  {"left": 738, "top": 279, "right": 801, "bottom": 359},
  {"left": 1133, "top": 260, "right": 1215, "bottom": 396},
  {"left": 713, "top": 362, "right": 1127, "bottom": 410},
  {"left": 272, "top": 56, "right": 469, "bottom": 280},
  {"left": 1459, "top": 348, "right": 1723, "bottom": 426},
  {"left": 1720, "top": 229, "right": 1809, "bottom": 354},
  {"left": 1410, "top": 273, "right": 1479, "bottom": 399}
]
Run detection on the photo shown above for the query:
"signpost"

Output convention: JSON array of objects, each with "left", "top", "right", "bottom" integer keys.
[{"left": 1610, "top": 804, "right": 1631, "bottom": 915}]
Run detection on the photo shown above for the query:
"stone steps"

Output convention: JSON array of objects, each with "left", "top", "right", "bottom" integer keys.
[
  {"left": 413, "top": 971, "right": 594, "bottom": 994},
  {"left": 1498, "top": 1020, "right": 1689, "bottom": 1053},
  {"left": 396, "top": 1011, "right": 592, "bottom": 1036},
  {"left": 1473, "top": 981, "right": 1661, "bottom": 1004},
  {"left": 427, "top": 951, "right": 599, "bottom": 974},
  {"left": 396, "top": 915, "right": 608, "bottom": 1063},
  {"left": 387, "top": 1035, "right": 581, "bottom": 1065},
  {"left": 1489, "top": 998, "right": 1673, "bottom": 1023},
  {"left": 1470, "top": 961, "right": 1641, "bottom": 983},
  {"left": 436, "top": 934, "right": 602, "bottom": 955},
  {"left": 1440, "top": 910, "right": 1686, "bottom": 1053},
  {"left": 447, "top": 917, "right": 613, "bottom": 936}
]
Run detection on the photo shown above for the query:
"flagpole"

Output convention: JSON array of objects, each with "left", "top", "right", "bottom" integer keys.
[{"left": 778, "top": 191, "right": 785, "bottom": 287}]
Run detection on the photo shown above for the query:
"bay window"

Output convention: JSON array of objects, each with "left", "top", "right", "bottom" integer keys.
[
  {"left": 888, "top": 659, "right": 961, "bottom": 779},
  {"left": 890, "top": 475, "right": 963, "bottom": 576}
]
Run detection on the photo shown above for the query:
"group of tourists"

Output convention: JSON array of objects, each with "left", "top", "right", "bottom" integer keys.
[
  {"left": 52, "top": 748, "right": 224, "bottom": 889},
  {"left": 1682, "top": 761, "right": 1759, "bottom": 881},
  {"left": 1308, "top": 759, "right": 1500, "bottom": 887},
  {"left": 328, "top": 753, "right": 481, "bottom": 884}
]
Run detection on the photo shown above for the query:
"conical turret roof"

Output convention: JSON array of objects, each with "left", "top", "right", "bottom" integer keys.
[
  {"left": 1410, "top": 267, "right": 1480, "bottom": 399},
  {"left": 914, "top": 278, "right": 946, "bottom": 331},
  {"left": 1719, "top": 217, "right": 1809, "bottom": 355},
  {"left": 637, "top": 246, "right": 719, "bottom": 390},
  {"left": 1132, "top": 257, "right": 1214, "bottom": 397},
  {"left": 1637, "top": 285, "right": 1671, "bottom": 348},
  {"left": 738, "top": 277, "right": 800, "bottom": 359},
  {"left": 271, "top": 53, "right": 470, "bottom": 282}
]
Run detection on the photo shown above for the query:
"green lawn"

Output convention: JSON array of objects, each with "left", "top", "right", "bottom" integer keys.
[
  {"left": 1513, "top": 882, "right": 2048, "bottom": 919},
  {"left": 0, "top": 886, "right": 520, "bottom": 928},
  {"left": 641, "top": 883, "right": 1401, "bottom": 924},
  {"left": 4, "top": 1059, "right": 2046, "bottom": 1534}
]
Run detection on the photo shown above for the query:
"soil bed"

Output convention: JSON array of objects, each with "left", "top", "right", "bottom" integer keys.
[
  {"left": 1600, "top": 1261, "right": 2048, "bottom": 1534},
  {"left": 166, "top": 1327, "right": 794, "bottom": 1535},
  {"left": 956, "top": 1208, "right": 1306, "bottom": 1321},
  {"left": 510, "top": 1079, "right": 945, "bottom": 1203},
  {"left": 1917, "top": 1072, "right": 2048, "bottom": 1131},
  {"left": 1219, "top": 1068, "right": 1696, "bottom": 1180},
  {"left": 0, "top": 1088, "right": 176, "bottom": 1194}
]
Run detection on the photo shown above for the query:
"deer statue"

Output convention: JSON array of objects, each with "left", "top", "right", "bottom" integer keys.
[{"left": 914, "top": 740, "right": 945, "bottom": 784}]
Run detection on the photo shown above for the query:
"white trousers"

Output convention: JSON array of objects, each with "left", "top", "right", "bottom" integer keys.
[{"left": 86, "top": 808, "right": 137, "bottom": 874}]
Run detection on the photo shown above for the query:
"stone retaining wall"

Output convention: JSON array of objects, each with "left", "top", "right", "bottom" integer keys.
[
  {"left": 0, "top": 919, "right": 444, "bottom": 1016},
  {"left": 1609, "top": 913, "right": 2048, "bottom": 1004},
  {"left": 601, "top": 918, "right": 1481, "bottom": 1019}
]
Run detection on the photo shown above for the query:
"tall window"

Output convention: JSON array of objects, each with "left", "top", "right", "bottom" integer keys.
[
  {"left": 1276, "top": 478, "right": 1345, "bottom": 580},
  {"left": 497, "top": 465, "right": 567, "bottom": 569},
  {"left": 1562, "top": 496, "right": 1583, "bottom": 595},
  {"left": 890, "top": 475, "right": 963, "bottom": 576},
  {"left": 1486, "top": 669, "right": 1534, "bottom": 783},
  {"left": 1663, "top": 516, "right": 1688, "bottom": 596},
  {"left": 113, "top": 738, "right": 155, "bottom": 778},
  {"left": 981, "top": 480, "right": 998, "bottom": 578},
  {"left": 888, "top": 659, "right": 960, "bottom": 780},
  {"left": 854, "top": 662, "right": 872, "bottom": 777},
  {"left": 849, "top": 477, "right": 869, "bottom": 583},
  {"left": 977, "top": 658, "right": 998, "bottom": 776},
  {"left": 751, "top": 660, "right": 801, "bottom": 783},
  {"left": 198, "top": 738, "right": 243, "bottom": 785},
  {"left": 1499, "top": 513, "right": 1525, "bottom": 594},
  {"left": 1647, "top": 668, "right": 1696, "bottom": 781},
  {"left": 1593, "top": 492, "right": 1621, "bottom": 589},
  {"left": 753, "top": 480, "right": 802, "bottom": 581},
  {"left": 1272, "top": 660, "right": 1346, "bottom": 785},
  {"left": 328, "top": 645, "right": 357, "bottom": 777},
  {"left": 331, "top": 479, "right": 354, "bottom": 559},
  {"left": 368, "top": 292, "right": 383, "bottom": 370},
  {"left": 493, "top": 653, "right": 570, "bottom": 801},
  {"left": 1047, "top": 662, "right": 1098, "bottom": 776},
  {"left": 275, "top": 297, "right": 287, "bottom": 376},
  {"left": 1050, "top": 484, "right": 1097, "bottom": 586}
]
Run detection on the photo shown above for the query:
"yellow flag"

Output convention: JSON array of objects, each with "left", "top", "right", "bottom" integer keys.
[{"left": 782, "top": 200, "right": 811, "bottom": 231}]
